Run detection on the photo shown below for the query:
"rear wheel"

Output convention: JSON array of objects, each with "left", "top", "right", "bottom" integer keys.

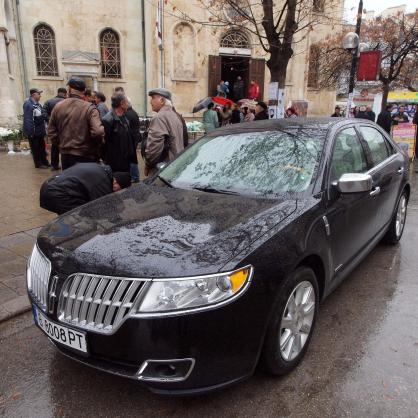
[
  {"left": 383, "top": 190, "right": 408, "bottom": 245},
  {"left": 261, "top": 267, "right": 319, "bottom": 375}
]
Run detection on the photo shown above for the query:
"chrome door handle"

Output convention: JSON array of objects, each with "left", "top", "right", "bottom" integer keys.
[
  {"left": 397, "top": 167, "right": 404, "bottom": 174},
  {"left": 370, "top": 186, "right": 381, "bottom": 197}
]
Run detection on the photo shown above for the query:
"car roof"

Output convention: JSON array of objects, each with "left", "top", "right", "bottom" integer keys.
[{"left": 206, "top": 117, "right": 359, "bottom": 137}]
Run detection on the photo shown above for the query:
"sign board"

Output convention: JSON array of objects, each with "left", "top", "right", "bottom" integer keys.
[
  {"left": 357, "top": 51, "right": 382, "bottom": 82},
  {"left": 353, "top": 88, "right": 374, "bottom": 108},
  {"left": 388, "top": 91, "right": 418, "bottom": 104},
  {"left": 268, "top": 83, "right": 285, "bottom": 119},
  {"left": 392, "top": 123, "right": 417, "bottom": 160}
]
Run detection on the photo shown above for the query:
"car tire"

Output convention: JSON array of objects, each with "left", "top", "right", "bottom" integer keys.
[
  {"left": 261, "top": 267, "right": 319, "bottom": 376},
  {"left": 383, "top": 190, "right": 408, "bottom": 245}
]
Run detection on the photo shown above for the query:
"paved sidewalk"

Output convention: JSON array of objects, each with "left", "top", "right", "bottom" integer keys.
[{"left": 0, "top": 153, "right": 55, "bottom": 322}]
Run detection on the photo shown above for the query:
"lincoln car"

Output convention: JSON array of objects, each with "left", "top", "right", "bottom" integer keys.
[{"left": 27, "top": 118, "right": 409, "bottom": 394}]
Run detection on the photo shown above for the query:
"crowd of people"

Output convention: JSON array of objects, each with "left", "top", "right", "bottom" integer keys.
[
  {"left": 22, "top": 77, "right": 417, "bottom": 215},
  {"left": 330, "top": 103, "right": 417, "bottom": 135},
  {"left": 23, "top": 78, "right": 188, "bottom": 215}
]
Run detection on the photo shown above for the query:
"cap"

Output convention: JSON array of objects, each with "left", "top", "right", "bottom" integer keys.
[
  {"left": 148, "top": 88, "right": 172, "bottom": 101},
  {"left": 257, "top": 101, "right": 268, "bottom": 110},
  {"left": 30, "top": 88, "right": 43, "bottom": 95},
  {"left": 67, "top": 76, "right": 86, "bottom": 92},
  {"left": 113, "top": 172, "right": 131, "bottom": 189}
]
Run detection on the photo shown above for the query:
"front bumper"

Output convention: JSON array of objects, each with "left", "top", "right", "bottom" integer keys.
[{"left": 29, "top": 282, "right": 270, "bottom": 394}]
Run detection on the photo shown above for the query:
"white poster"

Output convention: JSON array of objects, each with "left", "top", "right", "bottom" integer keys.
[{"left": 268, "top": 83, "right": 285, "bottom": 119}]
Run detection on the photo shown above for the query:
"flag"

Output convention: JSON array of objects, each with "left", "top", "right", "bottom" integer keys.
[{"left": 156, "top": 0, "right": 163, "bottom": 49}]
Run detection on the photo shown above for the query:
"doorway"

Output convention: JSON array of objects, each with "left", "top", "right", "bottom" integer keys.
[{"left": 220, "top": 56, "right": 249, "bottom": 101}]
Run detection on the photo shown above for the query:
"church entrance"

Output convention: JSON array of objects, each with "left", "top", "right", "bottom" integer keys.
[
  {"left": 208, "top": 30, "right": 265, "bottom": 102},
  {"left": 220, "top": 56, "right": 249, "bottom": 101}
]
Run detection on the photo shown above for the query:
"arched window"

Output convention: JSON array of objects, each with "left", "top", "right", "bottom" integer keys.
[
  {"left": 33, "top": 24, "right": 58, "bottom": 76},
  {"left": 100, "top": 29, "right": 121, "bottom": 78},
  {"left": 220, "top": 31, "right": 250, "bottom": 49}
]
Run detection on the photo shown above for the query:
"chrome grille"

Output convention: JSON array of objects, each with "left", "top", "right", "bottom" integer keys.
[
  {"left": 58, "top": 274, "right": 146, "bottom": 333},
  {"left": 27, "top": 245, "right": 51, "bottom": 311}
]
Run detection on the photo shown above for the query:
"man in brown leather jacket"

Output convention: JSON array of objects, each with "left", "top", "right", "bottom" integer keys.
[
  {"left": 47, "top": 77, "right": 105, "bottom": 170},
  {"left": 144, "top": 88, "right": 184, "bottom": 177}
]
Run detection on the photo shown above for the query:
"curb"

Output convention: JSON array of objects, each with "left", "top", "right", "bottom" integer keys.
[{"left": 0, "top": 295, "right": 31, "bottom": 323}]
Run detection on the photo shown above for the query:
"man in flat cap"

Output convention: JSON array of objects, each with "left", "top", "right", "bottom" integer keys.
[
  {"left": 144, "top": 88, "right": 184, "bottom": 177},
  {"left": 23, "top": 88, "right": 50, "bottom": 168},
  {"left": 47, "top": 76, "right": 105, "bottom": 170}
]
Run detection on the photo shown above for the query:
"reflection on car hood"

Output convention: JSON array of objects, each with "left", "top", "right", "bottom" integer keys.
[{"left": 38, "top": 184, "right": 297, "bottom": 277}]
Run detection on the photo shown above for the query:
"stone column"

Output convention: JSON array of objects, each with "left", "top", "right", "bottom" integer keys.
[
  {"left": 0, "top": 27, "right": 18, "bottom": 127},
  {"left": 93, "top": 76, "right": 98, "bottom": 91}
]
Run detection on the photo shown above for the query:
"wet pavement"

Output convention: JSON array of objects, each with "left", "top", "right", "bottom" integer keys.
[{"left": 1, "top": 156, "right": 418, "bottom": 417}]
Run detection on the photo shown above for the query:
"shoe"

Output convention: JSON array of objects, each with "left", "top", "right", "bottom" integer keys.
[
  {"left": 131, "top": 179, "right": 140, "bottom": 183},
  {"left": 51, "top": 166, "right": 61, "bottom": 171},
  {"left": 36, "top": 165, "right": 49, "bottom": 169}
]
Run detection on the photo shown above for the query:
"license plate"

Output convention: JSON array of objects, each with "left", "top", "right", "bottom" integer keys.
[{"left": 33, "top": 306, "right": 88, "bottom": 353}]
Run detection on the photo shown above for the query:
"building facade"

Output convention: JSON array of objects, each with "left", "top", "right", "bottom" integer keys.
[{"left": 0, "top": 0, "right": 342, "bottom": 127}]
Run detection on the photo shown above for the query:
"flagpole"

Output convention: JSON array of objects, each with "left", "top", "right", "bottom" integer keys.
[{"left": 158, "top": 0, "right": 165, "bottom": 88}]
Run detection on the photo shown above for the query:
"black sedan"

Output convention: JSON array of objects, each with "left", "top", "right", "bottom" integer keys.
[{"left": 27, "top": 118, "right": 409, "bottom": 394}]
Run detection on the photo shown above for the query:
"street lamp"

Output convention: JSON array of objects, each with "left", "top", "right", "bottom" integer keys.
[{"left": 342, "top": 0, "right": 364, "bottom": 117}]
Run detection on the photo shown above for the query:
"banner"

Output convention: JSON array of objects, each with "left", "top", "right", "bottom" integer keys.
[
  {"left": 388, "top": 91, "right": 418, "bottom": 104},
  {"left": 392, "top": 123, "right": 417, "bottom": 160}
]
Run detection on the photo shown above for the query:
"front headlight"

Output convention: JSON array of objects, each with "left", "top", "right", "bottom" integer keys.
[{"left": 136, "top": 266, "right": 253, "bottom": 315}]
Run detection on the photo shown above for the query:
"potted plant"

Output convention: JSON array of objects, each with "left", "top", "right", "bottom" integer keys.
[{"left": 0, "top": 127, "right": 21, "bottom": 154}]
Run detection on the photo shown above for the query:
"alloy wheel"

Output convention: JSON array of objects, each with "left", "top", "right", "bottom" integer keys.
[
  {"left": 279, "top": 281, "right": 315, "bottom": 362},
  {"left": 395, "top": 195, "right": 407, "bottom": 238}
]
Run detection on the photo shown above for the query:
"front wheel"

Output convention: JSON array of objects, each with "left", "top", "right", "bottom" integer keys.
[
  {"left": 261, "top": 267, "right": 319, "bottom": 376},
  {"left": 383, "top": 190, "right": 408, "bottom": 245}
]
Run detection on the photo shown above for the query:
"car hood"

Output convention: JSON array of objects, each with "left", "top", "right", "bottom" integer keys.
[{"left": 37, "top": 184, "right": 297, "bottom": 278}]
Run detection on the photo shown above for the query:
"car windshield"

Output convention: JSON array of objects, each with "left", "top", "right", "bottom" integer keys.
[{"left": 158, "top": 129, "right": 325, "bottom": 197}]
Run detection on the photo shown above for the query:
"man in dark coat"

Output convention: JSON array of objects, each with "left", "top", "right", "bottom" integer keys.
[
  {"left": 23, "top": 88, "right": 49, "bottom": 168},
  {"left": 254, "top": 102, "right": 269, "bottom": 120},
  {"left": 376, "top": 104, "right": 393, "bottom": 134},
  {"left": 43, "top": 87, "right": 67, "bottom": 170},
  {"left": 125, "top": 104, "right": 141, "bottom": 182},
  {"left": 102, "top": 93, "right": 135, "bottom": 173},
  {"left": 392, "top": 105, "right": 409, "bottom": 124},
  {"left": 40, "top": 163, "right": 131, "bottom": 215}
]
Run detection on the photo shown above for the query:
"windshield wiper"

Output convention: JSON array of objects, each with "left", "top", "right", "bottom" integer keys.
[
  {"left": 191, "top": 186, "right": 239, "bottom": 195},
  {"left": 157, "top": 175, "right": 174, "bottom": 188}
]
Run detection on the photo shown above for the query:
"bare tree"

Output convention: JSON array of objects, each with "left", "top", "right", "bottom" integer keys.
[
  {"left": 316, "top": 12, "right": 418, "bottom": 108},
  {"left": 168, "top": 0, "right": 340, "bottom": 89}
]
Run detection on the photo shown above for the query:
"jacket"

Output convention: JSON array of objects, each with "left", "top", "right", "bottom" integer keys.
[
  {"left": 125, "top": 106, "right": 140, "bottom": 164},
  {"left": 376, "top": 110, "right": 392, "bottom": 134},
  {"left": 23, "top": 97, "right": 46, "bottom": 137},
  {"left": 47, "top": 93, "right": 104, "bottom": 159},
  {"left": 43, "top": 95, "right": 65, "bottom": 123},
  {"left": 102, "top": 110, "right": 135, "bottom": 172},
  {"left": 145, "top": 105, "right": 184, "bottom": 174},
  {"left": 254, "top": 110, "right": 269, "bottom": 120},
  {"left": 248, "top": 83, "right": 260, "bottom": 100},
  {"left": 40, "top": 163, "right": 113, "bottom": 215},
  {"left": 97, "top": 102, "right": 109, "bottom": 120},
  {"left": 202, "top": 109, "right": 219, "bottom": 132}
]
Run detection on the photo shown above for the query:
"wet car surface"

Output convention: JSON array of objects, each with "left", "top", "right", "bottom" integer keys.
[{"left": 26, "top": 118, "right": 410, "bottom": 394}]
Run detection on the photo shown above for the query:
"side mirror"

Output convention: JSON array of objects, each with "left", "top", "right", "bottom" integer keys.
[{"left": 335, "top": 173, "right": 372, "bottom": 194}]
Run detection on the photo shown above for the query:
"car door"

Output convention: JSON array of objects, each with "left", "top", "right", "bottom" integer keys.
[
  {"left": 324, "top": 127, "right": 376, "bottom": 276},
  {"left": 357, "top": 125, "right": 404, "bottom": 233}
]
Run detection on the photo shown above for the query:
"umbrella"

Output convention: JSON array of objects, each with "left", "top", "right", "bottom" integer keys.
[
  {"left": 192, "top": 97, "right": 213, "bottom": 113},
  {"left": 238, "top": 98, "right": 258, "bottom": 110},
  {"left": 212, "top": 97, "right": 235, "bottom": 107}
]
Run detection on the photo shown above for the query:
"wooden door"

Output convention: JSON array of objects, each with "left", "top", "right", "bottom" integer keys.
[
  {"left": 249, "top": 58, "right": 265, "bottom": 100},
  {"left": 208, "top": 55, "right": 221, "bottom": 97}
]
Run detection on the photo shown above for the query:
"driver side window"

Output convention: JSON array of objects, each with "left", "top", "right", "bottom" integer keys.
[{"left": 330, "top": 128, "right": 368, "bottom": 182}]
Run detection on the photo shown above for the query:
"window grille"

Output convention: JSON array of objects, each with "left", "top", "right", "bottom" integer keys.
[
  {"left": 220, "top": 31, "right": 250, "bottom": 49},
  {"left": 34, "top": 24, "right": 58, "bottom": 77},
  {"left": 100, "top": 29, "right": 121, "bottom": 78}
]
